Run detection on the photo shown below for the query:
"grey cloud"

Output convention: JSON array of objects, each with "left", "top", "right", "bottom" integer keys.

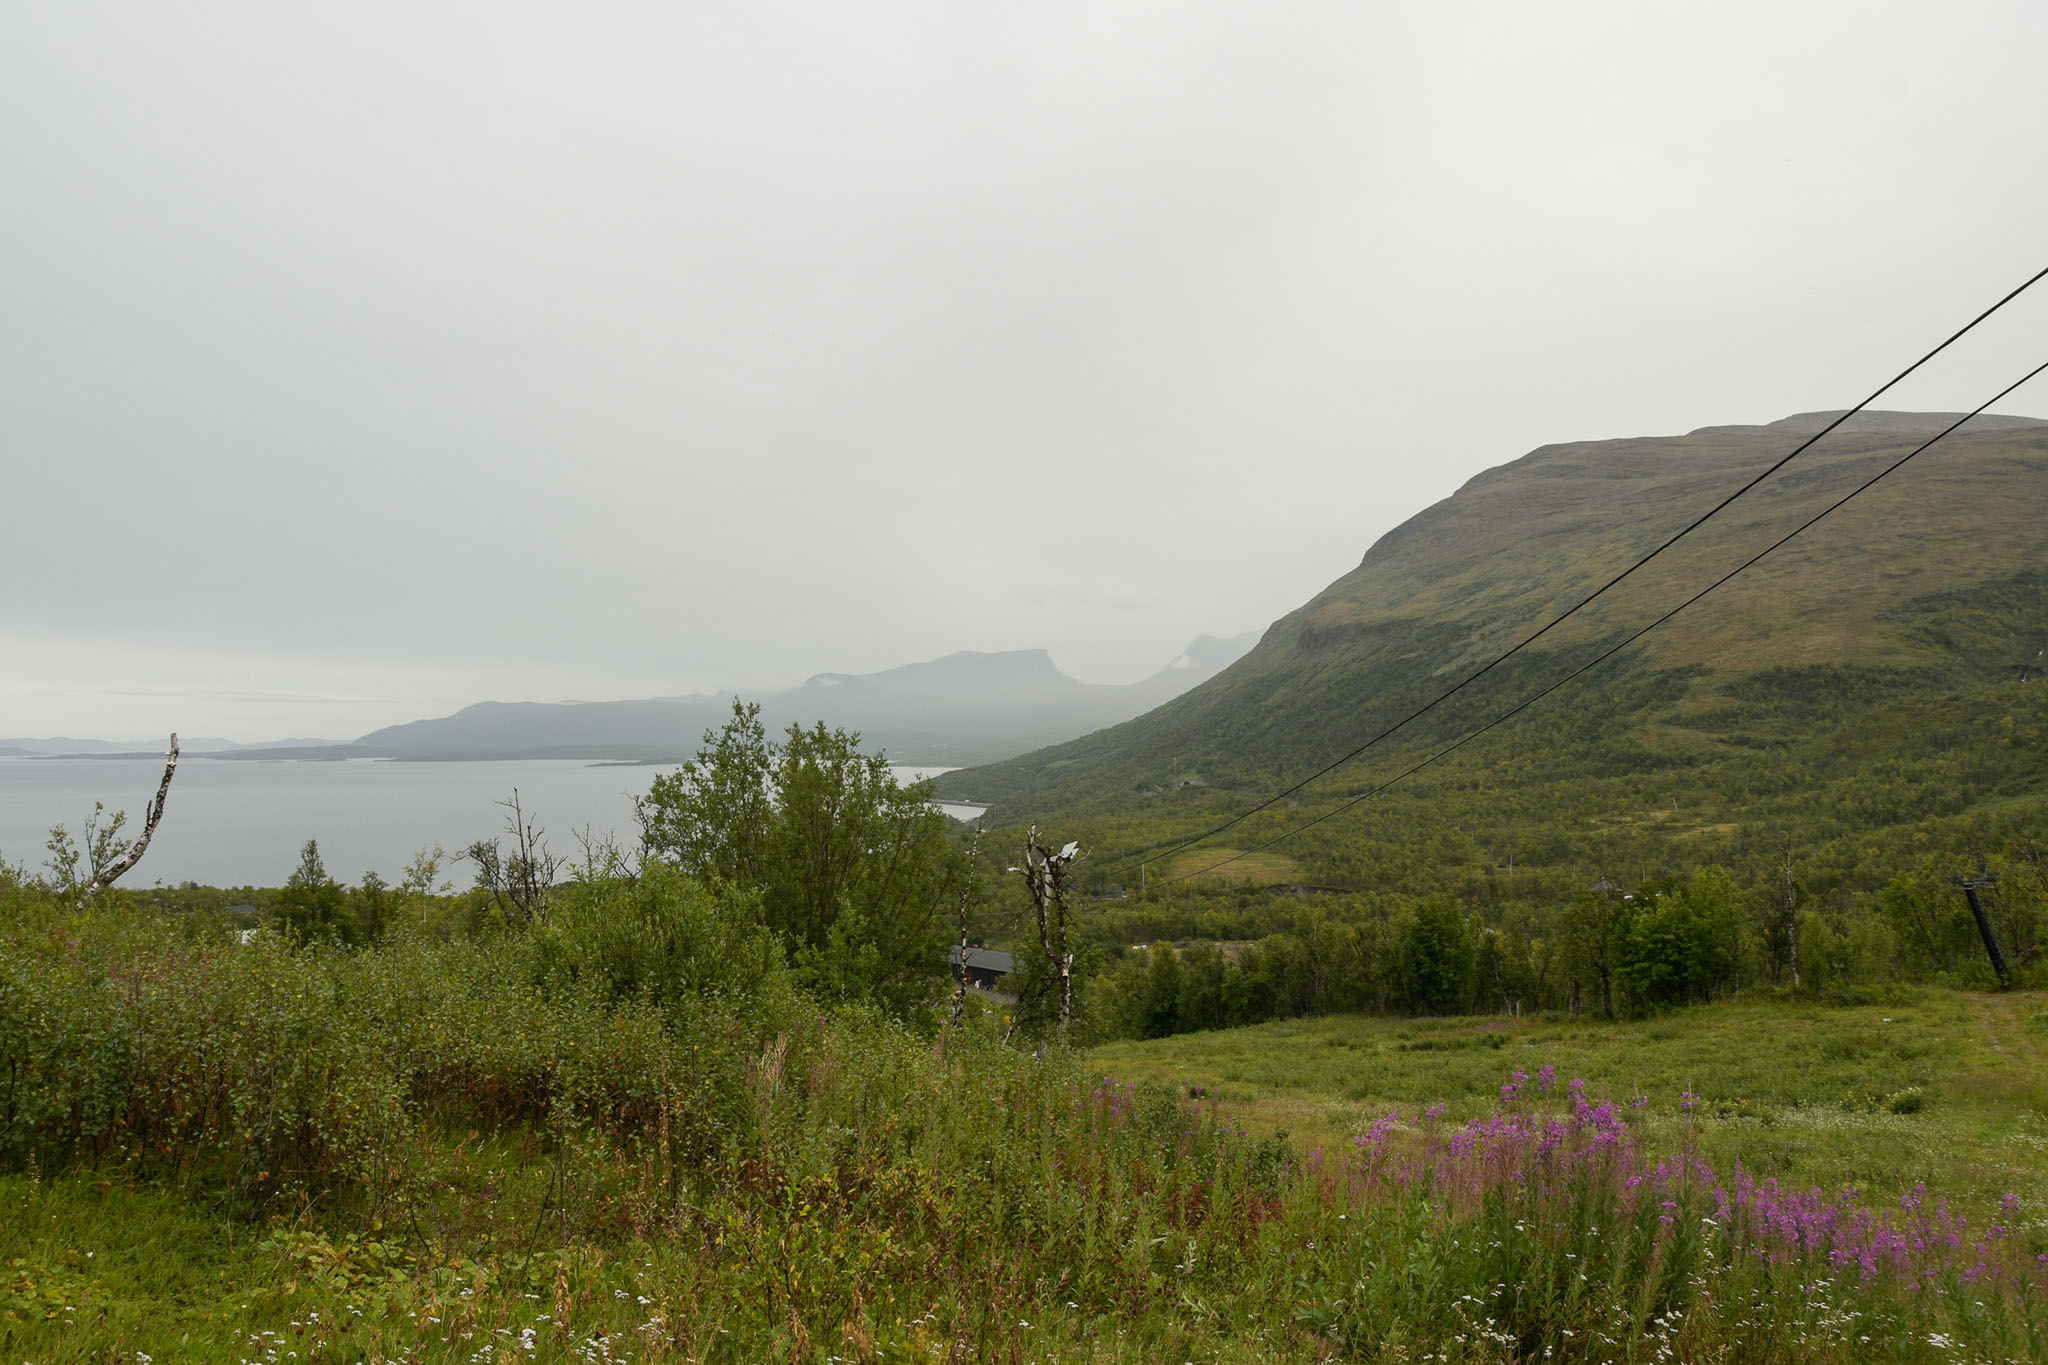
[{"left": 3, "top": 1, "right": 2046, "bottom": 738}]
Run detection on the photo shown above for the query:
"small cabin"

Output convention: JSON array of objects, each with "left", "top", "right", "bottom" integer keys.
[{"left": 947, "top": 945, "right": 1015, "bottom": 990}]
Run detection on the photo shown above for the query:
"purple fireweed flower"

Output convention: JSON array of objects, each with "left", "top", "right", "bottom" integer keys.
[
  {"left": 1537, "top": 1063, "right": 1556, "bottom": 1093},
  {"left": 1318, "top": 1088, "right": 2048, "bottom": 1299}
]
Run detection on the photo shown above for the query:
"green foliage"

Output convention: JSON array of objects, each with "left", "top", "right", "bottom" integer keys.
[
  {"left": 1138, "top": 942, "right": 1182, "bottom": 1039},
  {"left": 461, "top": 791, "right": 557, "bottom": 929},
  {"left": 1614, "top": 869, "right": 1741, "bottom": 1009},
  {"left": 348, "top": 869, "right": 392, "bottom": 944},
  {"left": 1084, "top": 879, "right": 1723, "bottom": 1044},
  {"left": 1087, "top": 989, "right": 2048, "bottom": 1226},
  {"left": 636, "top": 699, "right": 773, "bottom": 888},
  {"left": 0, "top": 885, "right": 766, "bottom": 1203},
  {"left": 1176, "top": 939, "right": 1228, "bottom": 1033},
  {"left": 40, "top": 824, "right": 80, "bottom": 899},
  {"left": 273, "top": 839, "right": 348, "bottom": 944},
  {"left": 1398, "top": 895, "right": 1472, "bottom": 1014},
  {"left": 2, "top": 874, "right": 2046, "bottom": 1359},
  {"left": 38, "top": 802, "right": 144, "bottom": 902},
  {"left": 530, "top": 862, "right": 792, "bottom": 1024},
  {"left": 944, "top": 562, "right": 2048, "bottom": 1033},
  {"left": 639, "top": 700, "right": 967, "bottom": 1020}
]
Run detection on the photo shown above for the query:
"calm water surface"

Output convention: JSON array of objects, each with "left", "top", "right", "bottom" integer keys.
[{"left": 0, "top": 757, "right": 979, "bottom": 888}]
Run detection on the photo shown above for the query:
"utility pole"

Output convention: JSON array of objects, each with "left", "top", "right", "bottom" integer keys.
[{"left": 1956, "top": 874, "right": 2013, "bottom": 987}]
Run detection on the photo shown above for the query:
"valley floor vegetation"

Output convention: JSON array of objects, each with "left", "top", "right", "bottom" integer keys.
[
  {"left": 965, "top": 571, "right": 2048, "bottom": 1048},
  {"left": 4, "top": 705, "right": 2048, "bottom": 1360},
  {"left": 4, "top": 866, "right": 2046, "bottom": 1363}
]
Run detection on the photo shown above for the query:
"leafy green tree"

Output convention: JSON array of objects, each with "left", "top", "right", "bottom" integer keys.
[
  {"left": 1399, "top": 896, "right": 1472, "bottom": 1015},
  {"left": 1882, "top": 870, "right": 1968, "bottom": 974},
  {"left": 1139, "top": 943, "right": 1183, "bottom": 1039},
  {"left": 399, "top": 845, "right": 452, "bottom": 933},
  {"left": 637, "top": 701, "right": 773, "bottom": 888},
  {"left": 1796, "top": 910, "right": 1839, "bottom": 995},
  {"left": 1176, "top": 940, "right": 1227, "bottom": 1033},
  {"left": 41, "top": 804, "right": 132, "bottom": 902},
  {"left": 1616, "top": 870, "right": 1741, "bottom": 1010},
  {"left": 638, "top": 702, "right": 965, "bottom": 1020},
  {"left": 41, "top": 824, "right": 81, "bottom": 900},
  {"left": 350, "top": 870, "right": 392, "bottom": 945},
  {"left": 1222, "top": 945, "right": 1280, "bottom": 1027},
  {"left": 1558, "top": 890, "right": 1633, "bottom": 1017},
  {"left": 275, "top": 839, "right": 347, "bottom": 943},
  {"left": 1473, "top": 929, "right": 1509, "bottom": 1013},
  {"left": 533, "top": 862, "right": 790, "bottom": 1021}
]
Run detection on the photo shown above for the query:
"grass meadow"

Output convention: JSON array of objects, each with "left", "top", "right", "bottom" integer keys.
[
  {"left": 1086, "top": 991, "right": 2048, "bottom": 1226},
  {"left": 4, "top": 877, "right": 2047, "bottom": 1362}
]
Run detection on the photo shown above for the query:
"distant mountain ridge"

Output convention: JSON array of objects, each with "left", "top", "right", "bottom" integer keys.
[
  {"left": 214, "top": 634, "right": 1259, "bottom": 766},
  {"left": 1691, "top": 409, "right": 2048, "bottom": 438},
  {"left": 0, "top": 737, "right": 342, "bottom": 757}
]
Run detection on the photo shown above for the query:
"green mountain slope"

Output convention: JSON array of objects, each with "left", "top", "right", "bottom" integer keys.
[{"left": 939, "top": 413, "right": 2048, "bottom": 886}]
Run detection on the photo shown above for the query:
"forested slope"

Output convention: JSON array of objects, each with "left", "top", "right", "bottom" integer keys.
[
  {"left": 943, "top": 412, "right": 2048, "bottom": 819},
  {"left": 938, "top": 414, "right": 2048, "bottom": 1032}
]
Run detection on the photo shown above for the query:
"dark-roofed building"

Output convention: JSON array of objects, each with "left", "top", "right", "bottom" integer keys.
[{"left": 947, "top": 945, "right": 1014, "bottom": 990}]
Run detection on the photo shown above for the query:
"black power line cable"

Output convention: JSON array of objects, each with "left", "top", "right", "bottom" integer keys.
[
  {"left": 1155, "top": 359, "right": 2048, "bottom": 887},
  {"left": 1096, "top": 262, "right": 2048, "bottom": 882}
]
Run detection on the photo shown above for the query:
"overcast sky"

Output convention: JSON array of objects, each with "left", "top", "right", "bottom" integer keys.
[{"left": 5, "top": 1, "right": 2046, "bottom": 741}]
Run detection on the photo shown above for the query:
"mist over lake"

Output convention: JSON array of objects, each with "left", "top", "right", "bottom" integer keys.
[{"left": 0, "top": 757, "right": 976, "bottom": 888}]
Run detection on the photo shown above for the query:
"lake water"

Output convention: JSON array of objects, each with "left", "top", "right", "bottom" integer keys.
[{"left": 0, "top": 756, "right": 984, "bottom": 889}]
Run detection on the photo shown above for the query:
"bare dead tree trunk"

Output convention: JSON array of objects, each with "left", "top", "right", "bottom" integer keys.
[
  {"left": 79, "top": 733, "right": 178, "bottom": 906},
  {"left": 1049, "top": 844, "right": 1075, "bottom": 1031},
  {"left": 1008, "top": 827, "right": 1080, "bottom": 1043},
  {"left": 1784, "top": 846, "right": 1801, "bottom": 990},
  {"left": 465, "top": 789, "right": 559, "bottom": 927}
]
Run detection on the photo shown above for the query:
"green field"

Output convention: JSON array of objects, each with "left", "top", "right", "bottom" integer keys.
[
  {"left": 11, "top": 771, "right": 2048, "bottom": 1359},
  {"left": 1089, "top": 989, "right": 2048, "bottom": 1221},
  {"left": 7, "top": 987, "right": 2046, "bottom": 1361}
]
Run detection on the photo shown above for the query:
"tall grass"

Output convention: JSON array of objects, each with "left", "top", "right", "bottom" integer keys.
[
  {"left": 3, "top": 880, "right": 2044, "bottom": 1360},
  {"left": 0, "top": 871, "right": 773, "bottom": 1208}
]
